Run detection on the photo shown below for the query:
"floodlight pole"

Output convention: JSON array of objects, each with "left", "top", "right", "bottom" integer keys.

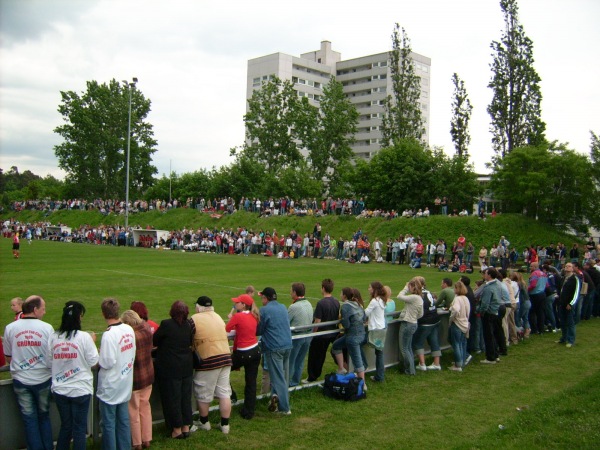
[{"left": 123, "top": 77, "right": 138, "bottom": 242}]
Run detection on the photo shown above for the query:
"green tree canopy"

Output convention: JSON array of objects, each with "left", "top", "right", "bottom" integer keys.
[
  {"left": 450, "top": 73, "right": 473, "bottom": 158},
  {"left": 490, "top": 143, "right": 594, "bottom": 232},
  {"left": 242, "top": 77, "right": 307, "bottom": 173},
  {"left": 54, "top": 79, "right": 157, "bottom": 199},
  {"left": 380, "top": 23, "right": 424, "bottom": 147},
  {"left": 488, "top": 0, "right": 546, "bottom": 159},
  {"left": 307, "top": 77, "right": 359, "bottom": 184}
]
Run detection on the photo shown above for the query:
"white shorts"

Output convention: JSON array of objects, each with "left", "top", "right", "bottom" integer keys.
[{"left": 193, "top": 367, "right": 232, "bottom": 403}]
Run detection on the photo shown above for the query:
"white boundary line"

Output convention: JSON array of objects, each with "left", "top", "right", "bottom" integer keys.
[{"left": 99, "top": 269, "right": 241, "bottom": 290}]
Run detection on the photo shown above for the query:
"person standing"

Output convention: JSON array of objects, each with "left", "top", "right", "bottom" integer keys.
[
  {"left": 556, "top": 263, "right": 581, "bottom": 347},
  {"left": 12, "top": 231, "right": 20, "bottom": 258},
  {"left": 153, "top": 301, "right": 194, "bottom": 440},
  {"left": 396, "top": 280, "right": 424, "bottom": 375},
  {"left": 448, "top": 282, "right": 471, "bottom": 372},
  {"left": 528, "top": 262, "right": 548, "bottom": 335},
  {"left": 287, "top": 283, "right": 314, "bottom": 387},
  {"left": 478, "top": 268, "right": 503, "bottom": 364},
  {"left": 305, "top": 279, "right": 340, "bottom": 382},
  {"left": 121, "top": 310, "right": 154, "bottom": 450},
  {"left": 10, "top": 296, "right": 23, "bottom": 320},
  {"left": 332, "top": 288, "right": 367, "bottom": 389},
  {"left": 365, "top": 281, "right": 388, "bottom": 382},
  {"left": 48, "top": 301, "right": 99, "bottom": 450},
  {"left": 257, "top": 287, "right": 293, "bottom": 415},
  {"left": 97, "top": 298, "right": 136, "bottom": 450},
  {"left": 191, "top": 296, "right": 233, "bottom": 434},
  {"left": 225, "top": 294, "right": 261, "bottom": 420},
  {"left": 3, "top": 295, "right": 54, "bottom": 450}
]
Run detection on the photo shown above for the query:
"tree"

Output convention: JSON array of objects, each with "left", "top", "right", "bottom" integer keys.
[
  {"left": 242, "top": 77, "right": 310, "bottom": 173},
  {"left": 307, "top": 77, "right": 359, "bottom": 184},
  {"left": 380, "top": 23, "right": 424, "bottom": 147},
  {"left": 363, "top": 139, "right": 434, "bottom": 211},
  {"left": 587, "top": 131, "right": 600, "bottom": 229},
  {"left": 450, "top": 73, "right": 473, "bottom": 157},
  {"left": 488, "top": 0, "right": 546, "bottom": 159},
  {"left": 54, "top": 79, "right": 158, "bottom": 199},
  {"left": 490, "top": 143, "right": 594, "bottom": 230}
]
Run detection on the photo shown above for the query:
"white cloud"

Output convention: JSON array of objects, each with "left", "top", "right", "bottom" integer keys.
[{"left": 1, "top": 0, "right": 599, "bottom": 180}]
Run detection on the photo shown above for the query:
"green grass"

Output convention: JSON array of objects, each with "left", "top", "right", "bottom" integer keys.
[{"left": 2, "top": 236, "right": 599, "bottom": 449}]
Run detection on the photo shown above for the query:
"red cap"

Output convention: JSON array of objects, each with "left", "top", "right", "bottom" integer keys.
[{"left": 231, "top": 294, "right": 254, "bottom": 306}]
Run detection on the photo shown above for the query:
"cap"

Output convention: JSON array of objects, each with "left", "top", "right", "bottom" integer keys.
[
  {"left": 232, "top": 294, "right": 254, "bottom": 306},
  {"left": 259, "top": 287, "right": 277, "bottom": 301},
  {"left": 196, "top": 296, "right": 213, "bottom": 307}
]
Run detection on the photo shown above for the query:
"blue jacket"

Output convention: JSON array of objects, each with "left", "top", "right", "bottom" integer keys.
[{"left": 257, "top": 300, "right": 292, "bottom": 352}]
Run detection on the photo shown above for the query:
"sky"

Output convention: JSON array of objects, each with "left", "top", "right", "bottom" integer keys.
[{"left": 0, "top": 0, "right": 598, "bottom": 179}]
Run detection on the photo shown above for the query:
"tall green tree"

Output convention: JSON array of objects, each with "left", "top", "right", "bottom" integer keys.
[
  {"left": 54, "top": 79, "right": 157, "bottom": 198},
  {"left": 307, "top": 77, "right": 359, "bottom": 184},
  {"left": 488, "top": 0, "right": 546, "bottom": 159},
  {"left": 587, "top": 131, "right": 600, "bottom": 229},
  {"left": 450, "top": 73, "right": 473, "bottom": 158},
  {"left": 242, "top": 77, "right": 310, "bottom": 173},
  {"left": 380, "top": 23, "right": 424, "bottom": 147}
]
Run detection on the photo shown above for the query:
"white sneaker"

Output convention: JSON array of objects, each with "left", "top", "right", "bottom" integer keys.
[
  {"left": 219, "top": 424, "right": 230, "bottom": 434},
  {"left": 194, "top": 421, "right": 211, "bottom": 431},
  {"left": 416, "top": 364, "right": 427, "bottom": 371},
  {"left": 464, "top": 355, "right": 473, "bottom": 366},
  {"left": 427, "top": 364, "right": 441, "bottom": 371},
  {"left": 189, "top": 424, "right": 198, "bottom": 433}
]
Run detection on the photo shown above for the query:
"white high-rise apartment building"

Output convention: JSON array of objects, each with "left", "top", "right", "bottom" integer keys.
[{"left": 246, "top": 41, "right": 431, "bottom": 160}]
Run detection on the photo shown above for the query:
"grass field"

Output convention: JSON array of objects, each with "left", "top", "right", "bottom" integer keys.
[{"left": 2, "top": 237, "right": 600, "bottom": 449}]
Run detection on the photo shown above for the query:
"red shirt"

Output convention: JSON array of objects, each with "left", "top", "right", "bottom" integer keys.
[{"left": 225, "top": 311, "right": 258, "bottom": 351}]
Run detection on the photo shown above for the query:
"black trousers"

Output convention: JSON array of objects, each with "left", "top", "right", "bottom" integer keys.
[
  {"left": 157, "top": 374, "right": 193, "bottom": 430},
  {"left": 529, "top": 292, "right": 546, "bottom": 334},
  {"left": 306, "top": 335, "right": 338, "bottom": 381},
  {"left": 231, "top": 346, "right": 261, "bottom": 417},
  {"left": 482, "top": 313, "right": 499, "bottom": 362}
]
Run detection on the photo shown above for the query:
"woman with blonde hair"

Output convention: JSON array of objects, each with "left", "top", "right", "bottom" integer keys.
[
  {"left": 448, "top": 281, "right": 470, "bottom": 372},
  {"left": 396, "top": 279, "right": 424, "bottom": 375},
  {"left": 225, "top": 294, "right": 261, "bottom": 420},
  {"left": 121, "top": 310, "right": 154, "bottom": 449}
]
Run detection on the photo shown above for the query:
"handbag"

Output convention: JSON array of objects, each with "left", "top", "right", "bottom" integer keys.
[{"left": 368, "top": 328, "right": 387, "bottom": 351}]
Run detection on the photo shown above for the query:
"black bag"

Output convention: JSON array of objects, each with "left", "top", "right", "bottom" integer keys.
[{"left": 323, "top": 372, "right": 366, "bottom": 401}]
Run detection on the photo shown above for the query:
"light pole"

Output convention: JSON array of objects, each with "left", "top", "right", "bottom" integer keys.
[{"left": 123, "top": 77, "right": 138, "bottom": 241}]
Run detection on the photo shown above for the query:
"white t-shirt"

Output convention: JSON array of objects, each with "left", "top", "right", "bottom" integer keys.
[
  {"left": 48, "top": 330, "right": 99, "bottom": 397},
  {"left": 3, "top": 317, "right": 54, "bottom": 385},
  {"left": 96, "top": 323, "right": 136, "bottom": 405}
]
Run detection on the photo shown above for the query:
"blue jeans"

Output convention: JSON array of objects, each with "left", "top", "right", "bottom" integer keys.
[
  {"left": 467, "top": 316, "right": 485, "bottom": 353},
  {"left": 289, "top": 336, "right": 311, "bottom": 386},
  {"left": 264, "top": 349, "right": 291, "bottom": 413},
  {"left": 559, "top": 307, "right": 576, "bottom": 345},
  {"left": 412, "top": 323, "right": 441, "bottom": 357},
  {"left": 399, "top": 322, "right": 418, "bottom": 375},
  {"left": 54, "top": 393, "right": 91, "bottom": 450},
  {"left": 374, "top": 349, "right": 385, "bottom": 381},
  {"left": 99, "top": 400, "right": 131, "bottom": 450},
  {"left": 516, "top": 300, "right": 531, "bottom": 330},
  {"left": 331, "top": 332, "right": 366, "bottom": 373},
  {"left": 449, "top": 323, "right": 468, "bottom": 367},
  {"left": 12, "top": 378, "right": 53, "bottom": 450},
  {"left": 545, "top": 294, "right": 557, "bottom": 329}
]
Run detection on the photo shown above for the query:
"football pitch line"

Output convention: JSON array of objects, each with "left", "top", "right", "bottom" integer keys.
[{"left": 99, "top": 269, "right": 243, "bottom": 291}]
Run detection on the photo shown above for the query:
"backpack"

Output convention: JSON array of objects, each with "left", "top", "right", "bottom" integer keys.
[{"left": 323, "top": 372, "right": 366, "bottom": 401}]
